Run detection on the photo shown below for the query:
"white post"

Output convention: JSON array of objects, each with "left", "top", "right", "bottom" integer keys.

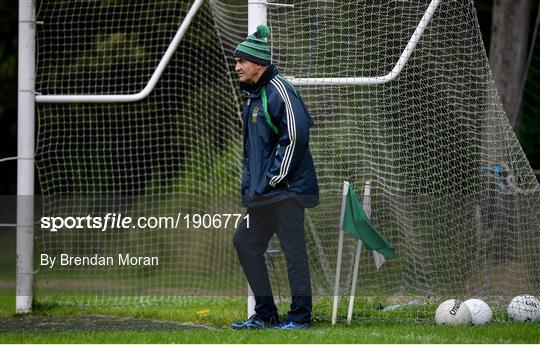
[
  {"left": 247, "top": 284, "right": 256, "bottom": 318},
  {"left": 16, "top": 0, "right": 35, "bottom": 314},
  {"left": 246, "top": 0, "right": 267, "bottom": 319},
  {"left": 331, "top": 181, "right": 349, "bottom": 325},
  {"left": 347, "top": 240, "right": 362, "bottom": 324},
  {"left": 363, "top": 181, "right": 372, "bottom": 219},
  {"left": 346, "top": 181, "right": 371, "bottom": 324},
  {"left": 248, "top": 0, "right": 267, "bottom": 34}
]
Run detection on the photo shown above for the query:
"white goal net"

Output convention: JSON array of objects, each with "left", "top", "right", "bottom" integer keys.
[{"left": 34, "top": 0, "right": 540, "bottom": 319}]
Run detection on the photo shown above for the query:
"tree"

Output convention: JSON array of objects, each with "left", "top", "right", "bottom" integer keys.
[
  {"left": 489, "top": 0, "right": 534, "bottom": 130},
  {"left": 0, "top": 0, "right": 18, "bottom": 194}
]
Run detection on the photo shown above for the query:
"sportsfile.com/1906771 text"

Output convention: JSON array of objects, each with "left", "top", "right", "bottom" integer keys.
[{"left": 40, "top": 213, "right": 249, "bottom": 232}]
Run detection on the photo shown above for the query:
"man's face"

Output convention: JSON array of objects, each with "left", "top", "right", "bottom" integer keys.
[{"left": 235, "top": 58, "right": 264, "bottom": 84}]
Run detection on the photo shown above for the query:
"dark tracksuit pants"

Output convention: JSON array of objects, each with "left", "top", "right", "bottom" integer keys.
[{"left": 233, "top": 198, "right": 312, "bottom": 323}]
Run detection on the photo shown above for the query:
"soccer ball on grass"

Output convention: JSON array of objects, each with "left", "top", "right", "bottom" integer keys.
[
  {"left": 463, "top": 298, "right": 492, "bottom": 325},
  {"left": 507, "top": 294, "right": 540, "bottom": 322},
  {"left": 435, "top": 299, "right": 472, "bottom": 325}
]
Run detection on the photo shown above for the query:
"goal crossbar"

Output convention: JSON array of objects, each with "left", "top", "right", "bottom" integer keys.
[
  {"left": 35, "top": 0, "right": 204, "bottom": 104},
  {"left": 35, "top": 0, "right": 440, "bottom": 105},
  {"left": 288, "top": 0, "right": 441, "bottom": 86}
]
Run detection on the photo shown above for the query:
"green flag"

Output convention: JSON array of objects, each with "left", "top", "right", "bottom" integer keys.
[{"left": 342, "top": 185, "right": 395, "bottom": 260}]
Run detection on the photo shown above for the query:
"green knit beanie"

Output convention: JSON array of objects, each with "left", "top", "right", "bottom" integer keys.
[{"left": 234, "top": 24, "right": 271, "bottom": 65}]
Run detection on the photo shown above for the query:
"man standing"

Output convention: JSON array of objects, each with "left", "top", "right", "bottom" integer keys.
[{"left": 230, "top": 24, "right": 319, "bottom": 330}]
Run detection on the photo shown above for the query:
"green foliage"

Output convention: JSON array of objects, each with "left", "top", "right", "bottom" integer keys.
[
  {"left": 32, "top": 0, "right": 243, "bottom": 195},
  {"left": 143, "top": 130, "right": 242, "bottom": 205}
]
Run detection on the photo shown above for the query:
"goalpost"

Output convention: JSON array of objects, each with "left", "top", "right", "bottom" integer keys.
[
  {"left": 18, "top": 0, "right": 540, "bottom": 320},
  {"left": 16, "top": 0, "right": 36, "bottom": 314}
]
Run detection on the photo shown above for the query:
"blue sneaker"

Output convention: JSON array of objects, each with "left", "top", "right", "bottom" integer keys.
[
  {"left": 230, "top": 314, "right": 278, "bottom": 330},
  {"left": 273, "top": 320, "right": 312, "bottom": 330}
]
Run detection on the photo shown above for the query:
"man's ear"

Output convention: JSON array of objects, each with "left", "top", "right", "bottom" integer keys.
[{"left": 257, "top": 64, "right": 267, "bottom": 74}]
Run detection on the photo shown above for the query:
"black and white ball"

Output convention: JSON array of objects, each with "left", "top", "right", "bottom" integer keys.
[
  {"left": 507, "top": 294, "right": 540, "bottom": 322},
  {"left": 464, "top": 298, "right": 492, "bottom": 325},
  {"left": 435, "top": 299, "right": 472, "bottom": 325}
]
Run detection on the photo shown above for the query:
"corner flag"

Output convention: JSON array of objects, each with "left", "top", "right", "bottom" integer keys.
[
  {"left": 342, "top": 184, "right": 395, "bottom": 263},
  {"left": 332, "top": 181, "right": 396, "bottom": 325}
]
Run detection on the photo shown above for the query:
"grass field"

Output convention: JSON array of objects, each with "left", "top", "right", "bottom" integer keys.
[{"left": 1, "top": 292, "right": 539, "bottom": 343}]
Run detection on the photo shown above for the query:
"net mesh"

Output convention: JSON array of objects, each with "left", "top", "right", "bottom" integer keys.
[{"left": 34, "top": 0, "right": 540, "bottom": 319}]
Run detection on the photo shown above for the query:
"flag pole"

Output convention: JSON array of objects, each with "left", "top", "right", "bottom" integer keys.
[
  {"left": 332, "top": 180, "right": 349, "bottom": 325},
  {"left": 347, "top": 240, "right": 362, "bottom": 323},
  {"left": 346, "top": 181, "right": 371, "bottom": 323},
  {"left": 247, "top": 284, "right": 255, "bottom": 318},
  {"left": 347, "top": 240, "right": 362, "bottom": 324}
]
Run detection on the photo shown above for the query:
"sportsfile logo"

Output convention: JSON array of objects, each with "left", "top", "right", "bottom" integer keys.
[
  {"left": 41, "top": 214, "right": 136, "bottom": 232},
  {"left": 40, "top": 213, "right": 248, "bottom": 232}
]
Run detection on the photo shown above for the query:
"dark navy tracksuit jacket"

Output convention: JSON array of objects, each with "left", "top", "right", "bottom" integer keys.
[{"left": 240, "top": 64, "right": 319, "bottom": 209}]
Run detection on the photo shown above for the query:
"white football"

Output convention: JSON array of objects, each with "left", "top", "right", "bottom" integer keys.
[
  {"left": 435, "top": 299, "right": 472, "bottom": 325},
  {"left": 507, "top": 294, "right": 540, "bottom": 322},
  {"left": 464, "top": 298, "right": 492, "bottom": 325}
]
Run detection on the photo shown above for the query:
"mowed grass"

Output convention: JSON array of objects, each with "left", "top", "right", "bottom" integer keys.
[
  {"left": 1, "top": 294, "right": 539, "bottom": 343},
  {"left": 4, "top": 322, "right": 540, "bottom": 344}
]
